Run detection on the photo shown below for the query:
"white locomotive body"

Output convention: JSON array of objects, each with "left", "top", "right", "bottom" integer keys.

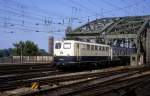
[{"left": 54, "top": 40, "right": 135, "bottom": 70}]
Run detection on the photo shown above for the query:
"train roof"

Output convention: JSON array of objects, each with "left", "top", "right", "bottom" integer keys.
[{"left": 54, "top": 40, "right": 110, "bottom": 47}]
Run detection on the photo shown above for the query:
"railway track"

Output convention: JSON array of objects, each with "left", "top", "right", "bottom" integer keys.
[
  {"left": 60, "top": 71, "right": 150, "bottom": 96},
  {"left": 0, "top": 65, "right": 149, "bottom": 96},
  {"left": 0, "top": 70, "right": 63, "bottom": 83},
  {"left": 0, "top": 66, "right": 130, "bottom": 92},
  {"left": 0, "top": 63, "right": 60, "bottom": 91},
  {"left": 21, "top": 71, "right": 136, "bottom": 96},
  {"left": 84, "top": 72, "right": 150, "bottom": 96},
  {"left": 0, "top": 63, "right": 55, "bottom": 75},
  {"left": 13, "top": 65, "right": 148, "bottom": 96}
]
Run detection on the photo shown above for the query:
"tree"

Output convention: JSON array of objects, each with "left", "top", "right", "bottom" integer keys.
[
  {"left": 0, "top": 48, "right": 13, "bottom": 57},
  {"left": 13, "top": 40, "right": 39, "bottom": 56},
  {"left": 39, "top": 49, "right": 48, "bottom": 56}
]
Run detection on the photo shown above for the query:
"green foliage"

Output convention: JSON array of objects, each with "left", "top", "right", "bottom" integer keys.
[
  {"left": 0, "top": 40, "right": 48, "bottom": 57},
  {"left": 0, "top": 48, "right": 13, "bottom": 57},
  {"left": 13, "top": 40, "right": 40, "bottom": 56},
  {"left": 39, "top": 49, "right": 48, "bottom": 56}
]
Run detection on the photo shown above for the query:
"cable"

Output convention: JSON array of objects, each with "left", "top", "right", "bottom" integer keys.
[
  {"left": 11, "top": 0, "right": 69, "bottom": 19},
  {"left": 0, "top": 0, "right": 149, "bottom": 35},
  {"left": 78, "top": 0, "right": 144, "bottom": 18},
  {"left": 0, "top": 23, "right": 65, "bottom": 34},
  {"left": 70, "top": 0, "right": 99, "bottom": 15}
]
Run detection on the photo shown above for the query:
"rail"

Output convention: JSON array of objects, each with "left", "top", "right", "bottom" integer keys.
[{"left": 19, "top": 66, "right": 148, "bottom": 96}]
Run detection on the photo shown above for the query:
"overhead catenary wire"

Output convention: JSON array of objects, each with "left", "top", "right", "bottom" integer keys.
[
  {"left": 0, "top": 0, "right": 149, "bottom": 35},
  {"left": 0, "top": 23, "right": 66, "bottom": 34},
  {"left": 76, "top": 0, "right": 145, "bottom": 18},
  {"left": 0, "top": 0, "right": 72, "bottom": 28},
  {"left": 9, "top": 0, "right": 70, "bottom": 19},
  {"left": 69, "top": 0, "right": 99, "bottom": 16},
  {"left": 1, "top": 0, "right": 147, "bottom": 20},
  {"left": 0, "top": 0, "right": 68, "bottom": 35}
]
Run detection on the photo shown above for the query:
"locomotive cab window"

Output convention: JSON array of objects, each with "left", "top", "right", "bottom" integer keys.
[
  {"left": 63, "top": 43, "right": 71, "bottom": 49},
  {"left": 55, "top": 43, "right": 61, "bottom": 49}
]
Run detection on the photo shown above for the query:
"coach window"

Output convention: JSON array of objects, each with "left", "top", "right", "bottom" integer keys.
[
  {"left": 106, "top": 47, "right": 109, "bottom": 51},
  {"left": 99, "top": 46, "right": 101, "bottom": 51},
  {"left": 55, "top": 43, "right": 61, "bottom": 49},
  {"left": 87, "top": 44, "right": 90, "bottom": 50},
  {"left": 103, "top": 47, "right": 105, "bottom": 51},
  {"left": 95, "top": 46, "right": 98, "bottom": 51},
  {"left": 104, "top": 47, "right": 106, "bottom": 51},
  {"left": 82, "top": 44, "right": 86, "bottom": 50},
  {"left": 91, "top": 45, "right": 94, "bottom": 50},
  {"left": 105, "top": 47, "right": 107, "bottom": 51},
  {"left": 106, "top": 47, "right": 108, "bottom": 51},
  {"left": 63, "top": 43, "right": 71, "bottom": 49},
  {"left": 102, "top": 46, "right": 104, "bottom": 51}
]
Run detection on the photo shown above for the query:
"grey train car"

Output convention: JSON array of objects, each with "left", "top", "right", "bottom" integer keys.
[{"left": 54, "top": 40, "right": 135, "bottom": 71}]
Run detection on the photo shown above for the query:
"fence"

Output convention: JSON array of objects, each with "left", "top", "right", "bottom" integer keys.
[
  {"left": 0, "top": 57, "right": 13, "bottom": 63},
  {"left": 0, "top": 56, "right": 53, "bottom": 64}
]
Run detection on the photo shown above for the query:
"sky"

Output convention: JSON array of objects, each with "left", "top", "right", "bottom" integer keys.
[{"left": 0, "top": 0, "right": 150, "bottom": 51}]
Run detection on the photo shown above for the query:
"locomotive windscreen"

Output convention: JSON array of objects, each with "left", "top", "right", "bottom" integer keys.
[{"left": 55, "top": 43, "right": 61, "bottom": 49}]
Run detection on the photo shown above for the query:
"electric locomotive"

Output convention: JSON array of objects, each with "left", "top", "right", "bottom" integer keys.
[{"left": 54, "top": 40, "right": 135, "bottom": 71}]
